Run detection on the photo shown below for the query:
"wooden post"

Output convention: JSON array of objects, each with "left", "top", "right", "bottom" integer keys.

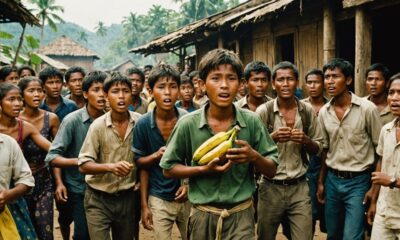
[
  {"left": 323, "top": 0, "right": 335, "bottom": 64},
  {"left": 12, "top": 23, "right": 26, "bottom": 67},
  {"left": 218, "top": 34, "right": 224, "bottom": 49},
  {"left": 355, "top": 7, "right": 372, "bottom": 96}
]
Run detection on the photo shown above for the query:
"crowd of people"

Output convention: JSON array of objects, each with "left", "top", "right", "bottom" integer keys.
[{"left": 0, "top": 48, "right": 399, "bottom": 240}]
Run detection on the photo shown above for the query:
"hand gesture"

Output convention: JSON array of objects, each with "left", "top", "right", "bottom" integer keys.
[
  {"left": 271, "top": 127, "right": 291, "bottom": 143},
  {"left": 0, "top": 189, "right": 9, "bottom": 210},
  {"left": 290, "top": 129, "right": 310, "bottom": 145},
  {"left": 226, "top": 140, "right": 259, "bottom": 164},
  {"left": 204, "top": 157, "right": 233, "bottom": 174},
  {"left": 371, "top": 172, "right": 391, "bottom": 186},
  {"left": 141, "top": 206, "right": 153, "bottom": 230},
  {"left": 110, "top": 161, "right": 133, "bottom": 177},
  {"left": 316, "top": 182, "right": 325, "bottom": 204},
  {"left": 175, "top": 185, "right": 188, "bottom": 202},
  {"left": 55, "top": 183, "right": 68, "bottom": 203},
  {"left": 367, "top": 203, "right": 377, "bottom": 225},
  {"left": 153, "top": 146, "right": 166, "bottom": 161}
]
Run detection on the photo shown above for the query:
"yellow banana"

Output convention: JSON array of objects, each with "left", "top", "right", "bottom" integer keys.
[
  {"left": 197, "top": 127, "right": 238, "bottom": 165},
  {"left": 192, "top": 127, "right": 235, "bottom": 162}
]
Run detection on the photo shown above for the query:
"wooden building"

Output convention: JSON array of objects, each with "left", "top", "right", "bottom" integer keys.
[
  {"left": 111, "top": 59, "right": 136, "bottom": 73},
  {"left": 130, "top": 0, "right": 400, "bottom": 96},
  {"left": 38, "top": 35, "right": 100, "bottom": 71}
]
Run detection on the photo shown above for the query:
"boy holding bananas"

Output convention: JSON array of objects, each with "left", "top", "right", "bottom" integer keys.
[{"left": 160, "top": 49, "right": 279, "bottom": 239}]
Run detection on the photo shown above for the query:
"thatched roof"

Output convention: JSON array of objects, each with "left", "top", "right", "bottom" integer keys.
[
  {"left": 129, "top": 0, "right": 295, "bottom": 56},
  {"left": 0, "top": 0, "right": 40, "bottom": 26},
  {"left": 36, "top": 53, "right": 69, "bottom": 70},
  {"left": 38, "top": 35, "right": 100, "bottom": 59}
]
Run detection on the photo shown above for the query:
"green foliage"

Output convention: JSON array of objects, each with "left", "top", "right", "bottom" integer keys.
[
  {"left": 29, "top": 0, "right": 65, "bottom": 40},
  {"left": 95, "top": 21, "right": 107, "bottom": 37},
  {"left": 0, "top": 31, "right": 14, "bottom": 39}
]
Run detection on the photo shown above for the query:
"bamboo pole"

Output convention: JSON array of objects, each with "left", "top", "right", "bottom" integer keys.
[
  {"left": 323, "top": 0, "right": 335, "bottom": 64},
  {"left": 12, "top": 23, "right": 26, "bottom": 67}
]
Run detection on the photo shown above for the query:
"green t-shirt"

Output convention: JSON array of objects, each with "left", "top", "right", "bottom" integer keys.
[{"left": 160, "top": 104, "right": 279, "bottom": 205}]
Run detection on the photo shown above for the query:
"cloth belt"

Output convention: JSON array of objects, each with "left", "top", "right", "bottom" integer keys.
[
  {"left": 87, "top": 185, "right": 133, "bottom": 197},
  {"left": 263, "top": 174, "right": 306, "bottom": 186},
  {"left": 193, "top": 198, "right": 253, "bottom": 240},
  {"left": 328, "top": 167, "right": 370, "bottom": 179}
]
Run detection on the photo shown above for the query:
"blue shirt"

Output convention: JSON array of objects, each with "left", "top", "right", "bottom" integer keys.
[
  {"left": 175, "top": 100, "right": 199, "bottom": 113},
  {"left": 40, "top": 96, "right": 78, "bottom": 122},
  {"left": 132, "top": 107, "right": 187, "bottom": 201},
  {"left": 45, "top": 107, "right": 95, "bottom": 194}
]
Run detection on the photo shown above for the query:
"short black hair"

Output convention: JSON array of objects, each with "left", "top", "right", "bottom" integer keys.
[
  {"left": 83, "top": 71, "right": 108, "bottom": 92},
  {"left": 126, "top": 67, "right": 145, "bottom": 83},
  {"left": 388, "top": 73, "right": 400, "bottom": 90},
  {"left": 103, "top": 71, "right": 132, "bottom": 93},
  {"left": 305, "top": 68, "right": 324, "bottom": 82},
  {"left": 180, "top": 75, "right": 193, "bottom": 87},
  {"left": 18, "top": 76, "right": 43, "bottom": 95},
  {"left": 148, "top": 64, "right": 181, "bottom": 90},
  {"left": 365, "top": 63, "right": 390, "bottom": 81},
  {"left": 17, "top": 65, "right": 36, "bottom": 77},
  {"left": 323, "top": 58, "right": 354, "bottom": 79},
  {"left": 65, "top": 66, "right": 86, "bottom": 82},
  {"left": 243, "top": 61, "right": 271, "bottom": 81},
  {"left": 38, "top": 66, "right": 64, "bottom": 84},
  {"left": 272, "top": 61, "right": 299, "bottom": 80},
  {"left": 198, "top": 49, "right": 243, "bottom": 82},
  {"left": 189, "top": 70, "right": 199, "bottom": 82},
  {"left": 0, "top": 65, "right": 18, "bottom": 81},
  {"left": 144, "top": 65, "right": 153, "bottom": 71},
  {"left": 0, "top": 82, "right": 20, "bottom": 101}
]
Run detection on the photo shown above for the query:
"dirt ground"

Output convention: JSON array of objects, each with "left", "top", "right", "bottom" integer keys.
[{"left": 53, "top": 207, "right": 326, "bottom": 240}]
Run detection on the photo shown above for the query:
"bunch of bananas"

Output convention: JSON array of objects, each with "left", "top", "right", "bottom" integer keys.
[{"left": 192, "top": 126, "right": 239, "bottom": 165}]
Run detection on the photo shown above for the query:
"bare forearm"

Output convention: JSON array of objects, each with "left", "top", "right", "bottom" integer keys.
[
  {"left": 79, "top": 161, "right": 112, "bottom": 175},
  {"left": 317, "top": 150, "right": 328, "bottom": 185},
  {"left": 163, "top": 164, "right": 208, "bottom": 179},
  {"left": 253, "top": 154, "right": 277, "bottom": 178},
  {"left": 136, "top": 154, "right": 159, "bottom": 169},
  {"left": 51, "top": 156, "right": 79, "bottom": 168},
  {"left": 305, "top": 139, "right": 319, "bottom": 155},
  {"left": 140, "top": 170, "right": 150, "bottom": 207},
  {"left": 7, "top": 184, "right": 31, "bottom": 202},
  {"left": 52, "top": 167, "right": 64, "bottom": 185}
]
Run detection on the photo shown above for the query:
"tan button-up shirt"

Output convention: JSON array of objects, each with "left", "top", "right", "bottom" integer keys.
[
  {"left": 0, "top": 134, "right": 34, "bottom": 190},
  {"left": 319, "top": 93, "right": 381, "bottom": 171},
  {"left": 235, "top": 95, "right": 273, "bottom": 110},
  {"left": 78, "top": 111, "right": 141, "bottom": 193},
  {"left": 364, "top": 95, "right": 395, "bottom": 126},
  {"left": 376, "top": 119, "right": 400, "bottom": 229},
  {"left": 257, "top": 98, "right": 323, "bottom": 180}
]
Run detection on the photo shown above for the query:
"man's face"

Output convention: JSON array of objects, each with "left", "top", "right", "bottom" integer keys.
[
  {"left": 129, "top": 73, "right": 144, "bottom": 97},
  {"left": 179, "top": 82, "right": 195, "bottom": 102},
  {"left": 152, "top": 77, "right": 179, "bottom": 111},
  {"left": 44, "top": 76, "right": 63, "bottom": 99},
  {"left": 84, "top": 82, "right": 105, "bottom": 111},
  {"left": 205, "top": 64, "right": 239, "bottom": 109},
  {"left": 105, "top": 82, "right": 132, "bottom": 113},
  {"left": 388, "top": 79, "right": 400, "bottom": 117},
  {"left": 67, "top": 72, "right": 84, "bottom": 97},
  {"left": 247, "top": 71, "right": 269, "bottom": 99},
  {"left": 272, "top": 68, "right": 297, "bottom": 100},
  {"left": 366, "top": 70, "right": 387, "bottom": 97},
  {"left": 324, "top": 67, "right": 351, "bottom": 97},
  {"left": 305, "top": 74, "right": 324, "bottom": 98}
]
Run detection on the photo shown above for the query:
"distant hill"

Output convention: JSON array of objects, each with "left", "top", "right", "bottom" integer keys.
[{"left": 1, "top": 22, "right": 126, "bottom": 69}]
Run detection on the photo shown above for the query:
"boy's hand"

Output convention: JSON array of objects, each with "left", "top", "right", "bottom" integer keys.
[
  {"left": 153, "top": 146, "right": 166, "bottom": 161},
  {"left": 175, "top": 185, "right": 188, "bottom": 202},
  {"left": 55, "top": 183, "right": 68, "bottom": 203},
  {"left": 0, "top": 189, "right": 9, "bottom": 210},
  {"left": 204, "top": 158, "right": 233, "bottom": 174},
  {"left": 141, "top": 206, "right": 153, "bottom": 230},
  {"left": 317, "top": 182, "right": 325, "bottom": 204},
  {"left": 226, "top": 140, "right": 259, "bottom": 164},
  {"left": 110, "top": 161, "right": 133, "bottom": 177},
  {"left": 271, "top": 127, "right": 291, "bottom": 143},
  {"left": 290, "top": 129, "right": 310, "bottom": 145},
  {"left": 367, "top": 202, "right": 377, "bottom": 225},
  {"left": 371, "top": 172, "right": 391, "bottom": 186}
]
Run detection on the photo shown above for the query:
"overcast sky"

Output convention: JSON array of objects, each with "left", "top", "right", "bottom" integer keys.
[{"left": 24, "top": 0, "right": 180, "bottom": 32}]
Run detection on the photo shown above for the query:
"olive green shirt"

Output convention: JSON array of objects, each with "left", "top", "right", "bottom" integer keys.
[
  {"left": 78, "top": 111, "right": 141, "bottom": 193},
  {"left": 319, "top": 93, "right": 381, "bottom": 171},
  {"left": 234, "top": 95, "right": 273, "bottom": 110},
  {"left": 256, "top": 98, "right": 324, "bottom": 180},
  {"left": 365, "top": 95, "right": 395, "bottom": 126},
  {"left": 160, "top": 104, "right": 279, "bottom": 205},
  {"left": 376, "top": 119, "right": 400, "bottom": 228}
]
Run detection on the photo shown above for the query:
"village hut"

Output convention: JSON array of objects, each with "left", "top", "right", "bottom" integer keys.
[
  {"left": 38, "top": 35, "right": 100, "bottom": 71},
  {"left": 130, "top": 0, "right": 400, "bottom": 96},
  {"left": 111, "top": 59, "right": 136, "bottom": 73}
]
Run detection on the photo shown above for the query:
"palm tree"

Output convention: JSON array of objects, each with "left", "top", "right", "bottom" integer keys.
[
  {"left": 122, "top": 12, "right": 141, "bottom": 47},
  {"left": 29, "top": 0, "right": 65, "bottom": 41},
  {"left": 78, "top": 31, "right": 88, "bottom": 43},
  {"left": 95, "top": 21, "right": 107, "bottom": 37}
]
